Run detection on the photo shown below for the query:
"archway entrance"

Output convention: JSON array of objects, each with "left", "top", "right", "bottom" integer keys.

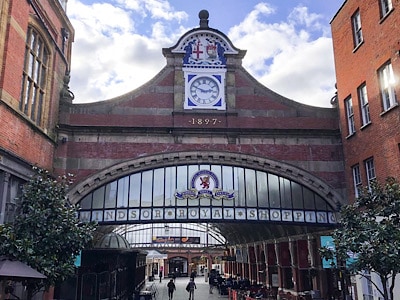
[{"left": 68, "top": 152, "right": 342, "bottom": 298}]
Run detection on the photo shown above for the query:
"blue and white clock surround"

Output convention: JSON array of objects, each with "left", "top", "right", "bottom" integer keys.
[
  {"left": 184, "top": 70, "right": 226, "bottom": 110},
  {"left": 171, "top": 30, "right": 235, "bottom": 111}
]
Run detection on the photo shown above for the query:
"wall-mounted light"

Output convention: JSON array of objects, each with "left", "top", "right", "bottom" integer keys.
[
  {"left": 61, "top": 27, "right": 69, "bottom": 40},
  {"left": 61, "top": 28, "right": 69, "bottom": 53}
]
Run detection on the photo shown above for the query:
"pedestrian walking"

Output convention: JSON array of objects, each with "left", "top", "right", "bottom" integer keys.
[
  {"left": 190, "top": 270, "right": 196, "bottom": 279},
  {"left": 186, "top": 278, "right": 197, "bottom": 300},
  {"left": 167, "top": 279, "right": 176, "bottom": 300},
  {"left": 209, "top": 273, "right": 215, "bottom": 294},
  {"left": 159, "top": 270, "right": 163, "bottom": 282}
]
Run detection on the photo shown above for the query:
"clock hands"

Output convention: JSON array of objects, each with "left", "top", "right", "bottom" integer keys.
[
  {"left": 189, "top": 77, "right": 220, "bottom": 104},
  {"left": 194, "top": 86, "right": 214, "bottom": 93}
]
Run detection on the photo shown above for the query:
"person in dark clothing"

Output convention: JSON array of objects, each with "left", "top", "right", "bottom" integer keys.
[
  {"left": 190, "top": 270, "right": 196, "bottom": 279},
  {"left": 187, "top": 278, "right": 197, "bottom": 300},
  {"left": 209, "top": 273, "right": 215, "bottom": 294},
  {"left": 167, "top": 279, "right": 176, "bottom": 300},
  {"left": 159, "top": 271, "right": 163, "bottom": 282}
]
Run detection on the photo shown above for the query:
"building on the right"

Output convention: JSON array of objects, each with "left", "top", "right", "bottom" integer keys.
[{"left": 331, "top": 0, "right": 400, "bottom": 299}]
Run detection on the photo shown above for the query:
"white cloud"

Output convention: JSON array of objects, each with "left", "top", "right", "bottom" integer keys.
[
  {"left": 261, "top": 37, "right": 335, "bottom": 106},
  {"left": 229, "top": 3, "right": 336, "bottom": 107},
  {"left": 67, "top": 0, "right": 188, "bottom": 101},
  {"left": 67, "top": 1, "right": 336, "bottom": 107},
  {"left": 115, "top": 0, "right": 188, "bottom": 21}
]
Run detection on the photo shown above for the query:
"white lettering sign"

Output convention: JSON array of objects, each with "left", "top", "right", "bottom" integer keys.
[
  {"left": 129, "top": 209, "right": 139, "bottom": 221},
  {"left": 188, "top": 208, "right": 199, "bottom": 219},
  {"left": 79, "top": 207, "right": 338, "bottom": 225}
]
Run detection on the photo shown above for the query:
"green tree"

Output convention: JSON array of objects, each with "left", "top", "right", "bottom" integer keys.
[
  {"left": 320, "top": 177, "right": 400, "bottom": 300},
  {"left": 0, "top": 167, "right": 96, "bottom": 297}
]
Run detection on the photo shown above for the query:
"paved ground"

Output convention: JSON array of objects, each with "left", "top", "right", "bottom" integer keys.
[{"left": 146, "top": 276, "right": 228, "bottom": 300}]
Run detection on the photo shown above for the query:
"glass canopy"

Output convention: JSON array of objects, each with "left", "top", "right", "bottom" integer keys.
[
  {"left": 113, "top": 222, "right": 226, "bottom": 248},
  {"left": 78, "top": 164, "right": 335, "bottom": 220}
]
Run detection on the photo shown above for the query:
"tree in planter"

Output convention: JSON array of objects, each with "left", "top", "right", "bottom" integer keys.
[
  {"left": 0, "top": 167, "right": 97, "bottom": 298},
  {"left": 319, "top": 177, "right": 400, "bottom": 300}
]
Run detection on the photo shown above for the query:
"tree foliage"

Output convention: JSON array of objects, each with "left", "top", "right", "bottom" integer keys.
[
  {"left": 0, "top": 168, "right": 97, "bottom": 294},
  {"left": 320, "top": 177, "right": 400, "bottom": 300}
]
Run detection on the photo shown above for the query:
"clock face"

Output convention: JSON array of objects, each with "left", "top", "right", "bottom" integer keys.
[{"left": 189, "top": 76, "right": 220, "bottom": 105}]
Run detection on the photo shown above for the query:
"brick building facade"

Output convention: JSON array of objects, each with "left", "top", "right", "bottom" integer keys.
[
  {"left": 53, "top": 12, "right": 346, "bottom": 298},
  {"left": 6, "top": 1, "right": 396, "bottom": 299},
  {"left": 331, "top": 0, "right": 400, "bottom": 298},
  {"left": 0, "top": 0, "right": 73, "bottom": 223},
  {"left": 0, "top": 2, "right": 348, "bottom": 298},
  {"left": 331, "top": 0, "right": 400, "bottom": 200}
]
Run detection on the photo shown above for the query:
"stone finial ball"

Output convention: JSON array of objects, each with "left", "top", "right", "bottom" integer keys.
[{"left": 199, "top": 10, "right": 209, "bottom": 20}]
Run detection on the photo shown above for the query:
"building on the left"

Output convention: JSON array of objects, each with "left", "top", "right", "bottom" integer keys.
[{"left": 0, "top": 0, "right": 74, "bottom": 223}]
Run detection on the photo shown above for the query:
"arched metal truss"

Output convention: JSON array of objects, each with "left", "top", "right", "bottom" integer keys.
[
  {"left": 113, "top": 222, "right": 227, "bottom": 249},
  {"left": 69, "top": 151, "right": 343, "bottom": 207},
  {"left": 69, "top": 151, "right": 343, "bottom": 245}
]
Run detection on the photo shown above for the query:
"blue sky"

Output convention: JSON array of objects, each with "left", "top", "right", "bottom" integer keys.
[{"left": 67, "top": 0, "right": 344, "bottom": 107}]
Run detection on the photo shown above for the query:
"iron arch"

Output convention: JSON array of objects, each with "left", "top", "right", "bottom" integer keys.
[
  {"left": 69, "top": 151, "right": 343, "bottom": 208},
  {"left": 68, "top": 151, "right": 342, "bottom": 245}
]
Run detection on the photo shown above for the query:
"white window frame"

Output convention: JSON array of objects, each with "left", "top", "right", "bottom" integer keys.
[
  {"left": 352, "top": 165, "right": 362, "bottom": 198},
  {"left": 20, "top": 27, "right": 49, "bottom": 126},
  {"left": 378, "top": 62, "right": 397, "bottom": 111},
  {"left": 352, "top": 10, "right": 363, "bottom": 47},
  {"left": 345, "top": 97, "right": 355, "bottom": 136},
  {"left": 380, "top": 0, "right": 393, "bottom": 17},
  {"left": 365, "top": 158, "right": 376, "bottom": 189},
  {"left": 358, "top": 84, "right": 371, "bottom": 126}
]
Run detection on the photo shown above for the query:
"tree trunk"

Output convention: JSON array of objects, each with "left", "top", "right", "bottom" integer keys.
[
  {"left": 379, "top": 275, "right": 389, "bottom": 300},
  {"left": 389, "top": 274, "right": 395, "bottom": 300}
]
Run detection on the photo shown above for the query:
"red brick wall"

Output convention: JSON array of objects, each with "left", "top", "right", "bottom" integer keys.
[
  {"left": 331, "top": 0, "right": 400, "bottom": 200},
  {"left": 1, "top": 1, "right": 29, "bottom": 99},
  {"left": 0, "top": 0, "right": 73, "bottom": 170},
  {"left": 56, "top": 65, "right": 345, "bottom": 196},
  {"left": 0, "top": 103, "right": 55, "bottom": 170}
]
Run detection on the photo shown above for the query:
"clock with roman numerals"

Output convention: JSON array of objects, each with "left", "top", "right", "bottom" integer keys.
[
  {"left": 189, "top": 76, "right": 220, "bottom": 105},
  {"left": 184, "top": 72, "right": 226, "bottom": 110}
]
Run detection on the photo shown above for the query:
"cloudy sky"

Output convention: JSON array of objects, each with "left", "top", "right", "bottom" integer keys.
[{"left": 66, "top": 0, "right": 344, "bottom": 107}]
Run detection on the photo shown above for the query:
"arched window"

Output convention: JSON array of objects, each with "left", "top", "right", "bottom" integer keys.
[
  {"left": 20, "top": 27, "right": 49, "bottom": 126},
  {"left": 78, "top": 164, "right": 336, "bottom": 225}
]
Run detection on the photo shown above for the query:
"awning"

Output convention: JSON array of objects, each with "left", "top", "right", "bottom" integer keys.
[{"left": 0, "top": 257, "right": 46, "bottom": 279}]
